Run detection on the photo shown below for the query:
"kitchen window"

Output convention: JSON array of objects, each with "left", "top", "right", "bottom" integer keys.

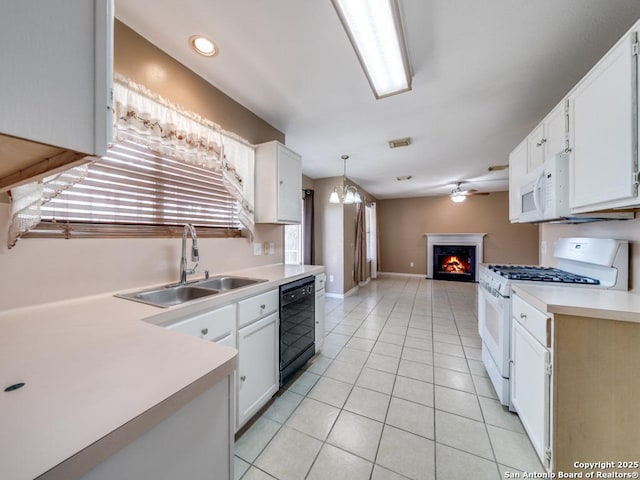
[
  {"left": 8, "top": 74, "right": 256, "bottom": 246},
  {"left": 21, "top": 139, "right": 243, "bottom": 239}
]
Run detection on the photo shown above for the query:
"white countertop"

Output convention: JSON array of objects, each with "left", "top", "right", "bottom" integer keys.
[
  {"left": 0, "top": 263, "right": 324, "bottom": 480},
  {"left": 511, "top": 284, "right": 640, "bottom": 323}
]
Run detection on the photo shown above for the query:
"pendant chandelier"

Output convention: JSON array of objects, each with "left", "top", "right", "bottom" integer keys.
[{"left": 329, "top": 155, "right": 362, "bottom": 204}]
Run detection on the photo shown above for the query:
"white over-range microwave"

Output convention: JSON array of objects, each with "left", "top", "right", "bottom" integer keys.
[{"left": 518, "top": 153, "right": 570, "bottom": 223}]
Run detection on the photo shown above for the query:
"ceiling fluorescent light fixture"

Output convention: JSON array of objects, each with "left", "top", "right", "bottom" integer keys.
[{"left": 332, "top": 0, "right": 411, "bottom": 99}]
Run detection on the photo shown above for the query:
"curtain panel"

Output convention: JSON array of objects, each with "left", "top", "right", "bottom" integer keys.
[
  {"left": 8, "top": 75, "right": 257, "bottom": 247},
  {"left": 354, "top": 202, "right": 368, "bottom": 284}
]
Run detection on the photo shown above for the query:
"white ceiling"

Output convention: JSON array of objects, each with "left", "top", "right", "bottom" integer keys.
[{"left": 115, "top": 0, "right": 640, "bottom": 199}]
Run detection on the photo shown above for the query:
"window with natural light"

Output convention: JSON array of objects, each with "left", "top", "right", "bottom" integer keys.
[{"left": 25, "top": 139, "right": 242, "bottom": 239}]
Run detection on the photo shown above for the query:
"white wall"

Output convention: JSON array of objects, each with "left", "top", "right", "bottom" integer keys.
[
  {"left": 0, "top": 202, "right": 284, "bottom": 310},
  {"left": 540, "top": 216, "right": 640, "bottom": 293}
]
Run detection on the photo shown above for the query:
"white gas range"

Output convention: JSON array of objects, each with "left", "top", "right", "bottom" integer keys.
[{"left": 477, "top": 237, "right": 629, "bottom": 409}]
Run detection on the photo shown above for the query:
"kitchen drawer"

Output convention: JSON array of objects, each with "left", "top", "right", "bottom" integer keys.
[
  {"left": 168, "top": 304, "right": 236, "bottom": 342},
  {"left": 238, "top": 289, "right": 278, "bottom": 328},
  {"left": 512, "top": 294, "right": 551, "bottom": 347}
]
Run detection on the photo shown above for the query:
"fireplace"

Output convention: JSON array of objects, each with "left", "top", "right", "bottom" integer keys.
[
  {"left": 424, "top": 233, "right": 485, "bottom": 282},
  {"left": 433, "top": 245, "right": 476, "bottom": 282}
]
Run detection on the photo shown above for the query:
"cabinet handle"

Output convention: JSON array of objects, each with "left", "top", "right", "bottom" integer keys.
[
  {"left": 520, "top": 313, "right": 527, "bottom": 319},
  {"left": 279, "top": 180, "right": 284, "bottom": 185},
  {"left": 201, "top": 328, "right": 208, "bottom": 335},
  {"left": 240, "top": 375, "right": 247, "bottom": 382},
  {"left": 536, "top": 138, "right": 547, "bottom": 147},
  {"left": 260, "top": 304, "right": 266, "bottom": 309}
]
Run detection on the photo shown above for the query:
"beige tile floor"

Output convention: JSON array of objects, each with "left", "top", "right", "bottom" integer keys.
[{"left": 234, "top": 276, "right": 544, "bottom": 480}]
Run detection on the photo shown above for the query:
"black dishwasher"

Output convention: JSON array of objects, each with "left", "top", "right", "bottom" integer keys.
[{"left": 279, "top": 276, "right": 315, "bottom": 386}]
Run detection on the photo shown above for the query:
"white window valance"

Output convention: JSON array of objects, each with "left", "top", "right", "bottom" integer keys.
[
  {"left": 8, "top": 74, "right": 257, "bottom": 247},
  {"left": 113, "top": 74, "right": 224, "bottom": 170}
]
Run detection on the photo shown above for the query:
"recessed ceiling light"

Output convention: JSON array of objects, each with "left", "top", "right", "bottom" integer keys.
[
  {"left": 189, "top": 35, "right": 218, "bottom": 57},
  {"left": 388, "top": 137, "right": 411, "bottom": 149},
  {"left": 396, "top": 175, "right": 412, "bottom": 181}
]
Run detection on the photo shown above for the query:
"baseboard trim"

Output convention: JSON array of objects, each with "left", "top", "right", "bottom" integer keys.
[
  {"left": 325, "top": 284, "right": 360, "bottom": 299},
  {"left": 377, "top": 272, "right": 426, "bottom": 278}
]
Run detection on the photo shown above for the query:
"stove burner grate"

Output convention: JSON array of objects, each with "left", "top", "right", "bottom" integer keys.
[{"left": 487, "top": 265, "right": 600, "bottom": 285}]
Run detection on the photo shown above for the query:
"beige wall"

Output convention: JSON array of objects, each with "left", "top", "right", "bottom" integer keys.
[
  {"left": 312, "top": 177, "right": 377, "bottom": 295},
  {"left": 313, "top": 177, "right": 343, "bottom": 294},
  {"left": 115, "top": 21, "right": 284, "bottom": 145},
  {"left": 540, "top": 216, "right": 640, "bottom": 293},
  {"left": 378, "top": 191, "right": 539, "bottom": 275},
  {"left": 0, "top": 22, "right": 285, "bottom": 311},
  {"left": 302, "top": 175, "right": 315, "bottom": 190}
]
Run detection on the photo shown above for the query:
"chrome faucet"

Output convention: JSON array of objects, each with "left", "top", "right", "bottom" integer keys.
[{"left": 180, "top": 224, "right": 199, "bottom": 284}]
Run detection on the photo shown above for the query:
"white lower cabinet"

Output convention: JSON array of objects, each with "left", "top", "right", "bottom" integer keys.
[
  {"left": 236, "top": 312, "right": 279, "bottom": 429},
  {"left": 81, "top": 376, "right": 233, "bottom": 480},
  {"left": 511, "top": 294, "right": 553, "bottom": 471}
]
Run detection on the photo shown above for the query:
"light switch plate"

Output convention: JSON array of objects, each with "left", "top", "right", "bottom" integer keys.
[
  {"left": 268, "top": 242, "right": 275, "bottom": 255},
  {"left": 253, "top": 243, "right": 263, "bottom": 256}
]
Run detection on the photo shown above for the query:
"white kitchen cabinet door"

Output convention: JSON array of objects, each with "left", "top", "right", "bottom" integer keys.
[
  {"left": 527, "top": 124, "right": 545, "bottom": 172},
  {"left": 544, "top": 101, "right": 567, "bottom": 160},
  {"left": 0, "top": 0, "right": 113, "bottom": 157},
  {"left": 509, "top": 139, "right": 528, "bottom": 222},
  {"left": 569, "top": 31, "right": 638, "bottom": 212},
  {"left": 277, "top": 147, "right": 303, "bottom": 222},
  {"left": 511, "top": 319, "right": 551, "bottom": 469},
  {"left": 237, "top": 312, "right": 279, "bottom": 429},
  {"left": 255, "top": 141, "right": 302, "bottom": 224},
  {"left": 526, "top": 101, "right": 567, "bottom": 174}
]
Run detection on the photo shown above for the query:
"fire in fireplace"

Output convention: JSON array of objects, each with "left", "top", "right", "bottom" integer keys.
[
  {"left": 440, "top": 255, "right": 471, "bottom": 274},
  {"left": 433, "top": 245, "right": 476, "bottom": 282}
]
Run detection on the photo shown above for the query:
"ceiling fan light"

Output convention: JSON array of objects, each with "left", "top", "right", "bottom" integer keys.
[{"left": 450, "top": 193, "right": 466, "bottom": 203}]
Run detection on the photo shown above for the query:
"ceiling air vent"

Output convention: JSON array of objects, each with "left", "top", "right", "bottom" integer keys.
[{"left": 388, "top": 137, "right": 411, "bottom": 149}]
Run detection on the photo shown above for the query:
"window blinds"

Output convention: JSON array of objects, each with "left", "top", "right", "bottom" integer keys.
[{"left": 24, "top": 140, "right": 242, "bottom": 239}]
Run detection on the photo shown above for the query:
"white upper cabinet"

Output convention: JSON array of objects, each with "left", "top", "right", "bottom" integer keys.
[
  {"left": 569, "top": 30, "right": 638, "bottom": 212},
  {"left": 527, "top": 101, "right": 568, "bottom": 172},
  {"left": 544, "top": 101, "right": 568, "bottom": 161},
  {"left": 0, "top": 0, "right": 113, "bottom": 190},
  {"left": 255, "top": 141, "right": 302, "bottom": 224},
  {"left": 509, "top": 139, "right": 528, "bottom": 222}
]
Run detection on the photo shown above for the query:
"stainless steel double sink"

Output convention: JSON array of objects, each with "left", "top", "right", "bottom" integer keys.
[{"left": 116, "top": 276, "right": 267, "bottom": 308}]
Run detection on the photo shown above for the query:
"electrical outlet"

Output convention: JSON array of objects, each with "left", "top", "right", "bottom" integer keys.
[
  {"left": 253, "top": 242, "right": 263, "bottom": 256},
  {"left": 268, "top": 242, "right": 275, "bottom": 255},
  {"left": 329, "top": 275, "right": 334, "bottom": 282},
  {"left": 410, "top": 262, "right": 414, "bottom": 267}
]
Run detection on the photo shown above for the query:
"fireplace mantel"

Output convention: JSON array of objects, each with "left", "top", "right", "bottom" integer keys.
[{"left": 424, "top": 233, "right": 486, "bottom": 279}]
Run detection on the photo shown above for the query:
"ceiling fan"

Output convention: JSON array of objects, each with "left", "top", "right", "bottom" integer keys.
[{"left": 449, "top": 182, "right": 490, "bottom": 203}]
